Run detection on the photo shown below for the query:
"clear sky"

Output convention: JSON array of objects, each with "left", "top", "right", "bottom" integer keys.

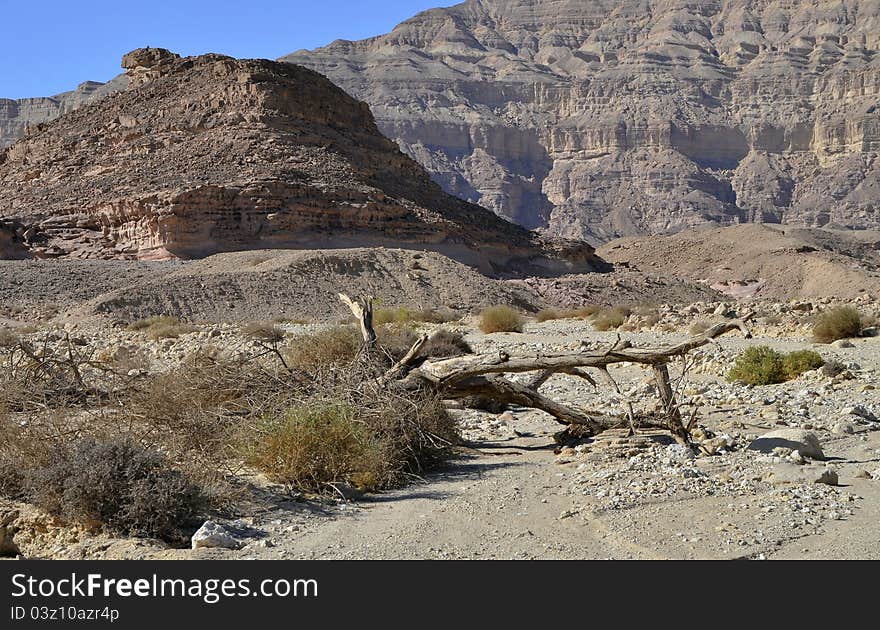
[{"left": 0, "top": 0, "right": 454, "bottom": 99}]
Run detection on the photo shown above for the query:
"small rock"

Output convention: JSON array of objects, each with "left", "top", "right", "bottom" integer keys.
[
  {"left": 192, "top": 521, "right": 241, "bottom": 550},
  {"left": 831, "top": 339, "right": 855, "bottom": 349},
  {"left": 767, "top": 464, "right": 838, "bottom": 486},
  {"left": 748, "top": 429, "right": 824, "bottom": 460},
  {"left": 832, "top": 423, "right": 854, "bottom": 435}
]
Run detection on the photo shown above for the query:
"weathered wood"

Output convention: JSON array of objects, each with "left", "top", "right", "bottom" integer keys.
[
  {"left": 418, "top": 319, "right": 752, "bottom": 384},
  {"left": 338, "top": 293, "right": 377, "bottom": 346},
  {"left": 337, "top": 295, "right": 752, "bottom": 442},
  {"left": 442, "top": 375, "right": 606, "bottom": 432},
  {"left": 652, "top": 363, "right": 689, "bottom": 445}
]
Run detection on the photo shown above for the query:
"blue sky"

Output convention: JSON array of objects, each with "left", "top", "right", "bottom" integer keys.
[{"left": 0, "top": 0, "right": 454, "bottom": 99}]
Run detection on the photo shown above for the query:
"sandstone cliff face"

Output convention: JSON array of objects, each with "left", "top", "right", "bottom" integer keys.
[
  {"left": 284, "top": 0, "right": 880, "bottom": 242},
  {"left": 0, "top": 48, "right": 599, "bottom": 274}
]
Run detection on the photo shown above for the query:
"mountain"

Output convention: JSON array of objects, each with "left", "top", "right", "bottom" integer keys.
[
  {"left": 0, "top": 76, "right": 127, "bottom": 149},
  {"left": 0, "top": 48, "right": 599, "bottom": 274},
  {"left": 284, "top": 0, "right": 880, "bottom": 243}
]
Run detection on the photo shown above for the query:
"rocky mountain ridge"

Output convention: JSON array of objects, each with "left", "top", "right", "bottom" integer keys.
[{"left": 284, "top": 0, "right": 880, "bottom": 242}]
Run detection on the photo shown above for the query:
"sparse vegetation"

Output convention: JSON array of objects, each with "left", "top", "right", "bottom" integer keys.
[
  {"left": 591, "top": 306, "right": 630, "bottom": 331},
  {"left": 812, "top": 306, "right": 863, "bottom": 343},
  {"left": 128, "top": 316, "right": 198, "bottom": 340},
  {"left": 728, "top": 346, "right": 825, "bottom": 385},
  {"left": 244, "top": 388, "right": 457, "bottom": 494},
  {"left": 373, "top": 306, "right": 457, "bottom": 326},
  {"left": 782, "top": 350, "right": 825, "bottom": 380},
  {"left": 25, "top": 439, "right": 205, "bottom": 542},
  {"left": 479, "top": 306, "right": 524, "bottom": 333},
  {"left": 728, "top": 346, "right": 785, "bottom": 385}
]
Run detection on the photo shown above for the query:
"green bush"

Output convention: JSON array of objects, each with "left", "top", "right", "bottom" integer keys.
[
  {"left": 728, "top": 346, "right": 786, "bottom": 385},
  {"left": 479, "top": 306, "right": 524, "bottom": 334},
  {"left": 812, "top": 306, "right": 863, "bottom": 343},
  {"left": 728, "top": 346, "right": 825, "bottom": 385},
  {"left": 782, "top": 350, "right": 825, "bottom": 380}
]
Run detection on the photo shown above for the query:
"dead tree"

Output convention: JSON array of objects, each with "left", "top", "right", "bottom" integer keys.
[{"left": 339, "top": 294, "right": 752, "bottom": 445}]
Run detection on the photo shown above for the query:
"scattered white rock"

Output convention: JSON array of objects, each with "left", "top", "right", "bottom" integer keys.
[
  {"left": 748, "top": 429, "right": 824, "bottom": 460},
  {"left": 192, "top": 521, "right": 241, "bottom": 550}
]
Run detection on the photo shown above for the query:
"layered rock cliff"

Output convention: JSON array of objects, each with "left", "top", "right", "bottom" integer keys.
[
  {"left": 0, "top": 48, "right": 599, "bottom": 274},
  {"left": 284, "top": 0, "right": 880, "bottom": 242}
]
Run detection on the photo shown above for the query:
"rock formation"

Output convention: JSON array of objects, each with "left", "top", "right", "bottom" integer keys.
[
  {"left": 0, "top": 77, "right": 127, "bottom": 149},
  {"left": 284, "top": 0, "right": 880, "bottom": 242},
  {"left": 0, "top": 48, "right": 599, "bottom": 274}
]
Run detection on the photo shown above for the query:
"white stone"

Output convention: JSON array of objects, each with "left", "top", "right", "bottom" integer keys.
[{"left": 191, "top": 521, "right": 241, "bottom": 550}]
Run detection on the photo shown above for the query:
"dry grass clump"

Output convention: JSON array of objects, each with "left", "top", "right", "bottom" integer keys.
[
  {"left": 244, "top": 386, "right": 457, "bottom": 494},
  {"left": 242, "top": 321, "right": 286, "bottom": 343},
  {"left": 283, "top": 325, "right": 363, "bottom": 371},
  {"left": 128, "top": 315, "right": 198, "bottom": 340},
  {"left": 373, "top": 306, "right": 458, "bottom": 326},
  {"left": 812, "top": 306, "right": 863, "bottom": 343},
  {"left": 479, "top": 306, "right": 524, "bottom": 333},
  {"left": 728, "top": 346, "right": 824, "bottom": 385},
  {"left": 591, "top": 306, "right": 631, "bottom": 331}
]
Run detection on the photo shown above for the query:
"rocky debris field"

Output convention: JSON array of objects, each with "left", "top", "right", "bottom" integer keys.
[{"left": 2, "top": 292, "right": 879, "bottom": 560}]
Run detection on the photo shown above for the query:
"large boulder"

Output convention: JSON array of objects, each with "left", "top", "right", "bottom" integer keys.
[{"left": 748, "top": 429, "right": 824, "bottom": 460}]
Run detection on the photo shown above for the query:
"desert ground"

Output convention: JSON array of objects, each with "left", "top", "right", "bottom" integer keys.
[{"left": 2, "top": 249, "right": 878, "bottom": 560}]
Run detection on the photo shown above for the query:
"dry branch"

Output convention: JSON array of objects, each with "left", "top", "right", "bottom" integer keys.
[{"left": 337, "top": 297, "right": 751, "bottom": 443}]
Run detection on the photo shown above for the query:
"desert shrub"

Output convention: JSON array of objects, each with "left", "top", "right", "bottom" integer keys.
[
  {"left": 128, "top": 315, "right": 198, "bottom": 341},
  {"left": 423, "top": 329, "right": 472, "bottom": 358},
  {"left": 246, "top": 402, "right": 381, "bottom": 492},
  {"left": 245, "top": 387, "right": 457, "bottom": 494},
  {"left": 812, "top": 306, "right": 863, "bottom": 343},
  {"left": 591, "top": 307, "right": 630, "bottom": 331},
  {"left": 728, "top": 346, "right": 786, "bottom": 385},
  {"left": 243, "top": 321, "right": 286, "bottom": 343},
  {"left": 373, "top": 306, "right": 457, "bottom": 326},
  {"left": 283, "top": 325, "right": 363, "bottom": 371},
  {"left": 728, "top": 347, "right": 823, "bottom": 385},
  {"left": 535, "top": 309, "right": 561, "bottom": 323},
  {"left": 479, "top": 306, "right": 524, "bottom": 333},
  {"left": 782, "top": 350, "right": 825, "bottom": 380},
  {"left": 26, "top": 439, "right": 205, "bottom": 541}
]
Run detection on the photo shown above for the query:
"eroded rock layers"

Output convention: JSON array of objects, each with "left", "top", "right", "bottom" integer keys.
[{"left": 284, "top": 0, "right": 880, "bottom": 242}]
